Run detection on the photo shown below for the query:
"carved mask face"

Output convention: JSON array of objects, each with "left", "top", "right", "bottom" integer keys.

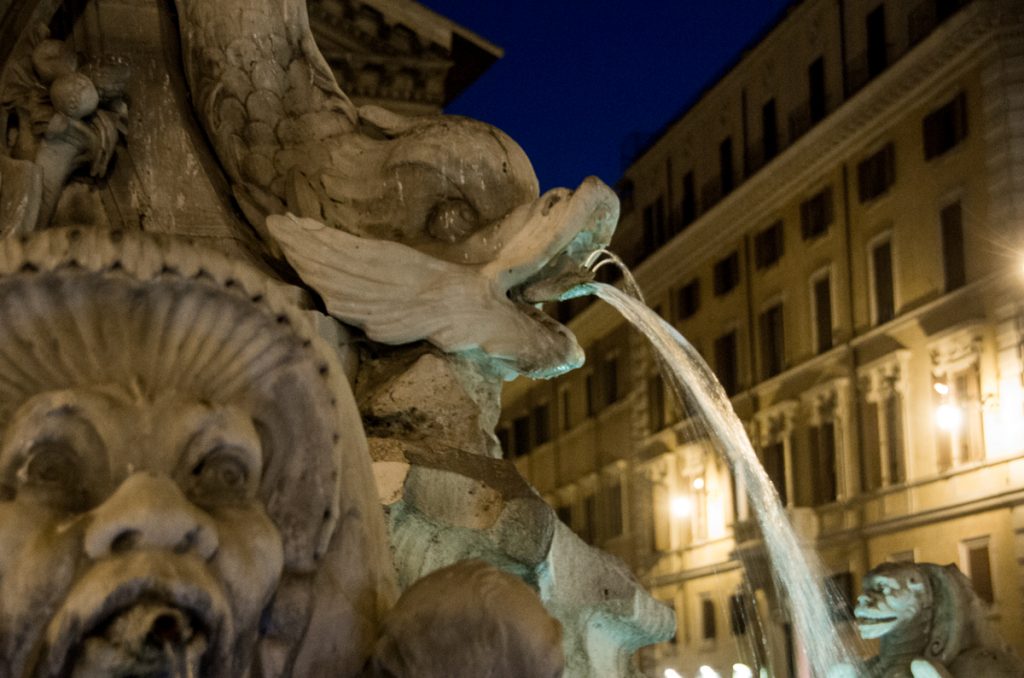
[
  {"left": 853, "top": 566, "right": 927, "bottom": 640},
  {"left": 0, "top": 386, "right": 284, "bottom": 677}
]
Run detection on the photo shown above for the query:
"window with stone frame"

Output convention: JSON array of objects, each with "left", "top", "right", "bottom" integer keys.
[
  {"left": 940, "top": 200, "right": 966, "bottom": 291},
  {"left": 759, "top": 302, "right": 785, "bottom": 379},
  {"left": 934, "top": 362, "right": 984, "bottom": 470},
  {"left": 812, "top": 271, "right": 834, "bottom": 353},
  {"left": 603, "top": 480, "right": 623, "bottom": 539},
  {"left": 647, "top": 373, "right": 666, "bottom": 433},
  {"left": 870, "top": 236, "right": 895, "bottom": 324},
  {"left": 756, "top": 404, "right": 796, "bottom": 508},
  {"left": 859, "top": 357, "right": 908, "bottom": 491},
  {"left": 701, "top": 596, "right": 717, "bottom": 641},
  {"left": 962, "top": 537, "right": 994, "bottom": 604}
]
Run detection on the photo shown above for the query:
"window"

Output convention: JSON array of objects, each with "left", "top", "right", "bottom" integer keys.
[
  {"left": 860, "top": 398, "right": 881, "bottom": 491},
  {"left": 604, "top": 481, "right": 623, "bottom": 538},
  {"left": 681, "top": 171, "right": 697, "bottom": 227},
  {"left": 720, "top": 136, "right": 735, "bottom": 195},
  {"left": 754, "top": 221, "right": 784, "bottom": 269},
  {"left": 642, "top": 196, "right": 667, "bottom": 254},
  {"left": 809, "top": 56, "right": 826, "bottom": 123},
  {"left": 809, "top": 421, "right": 838, "bottom": 505},
  {"left": 677, "top": 278, "right": 700, "bottom": 319},
  {"left": 729, "top": 594, "right": 747, "bottom": 635},
  {"left": 581, "top": 493, "right": 597, "bottom": 544},
  {"left": 800, "top": 187, "right": 834, "bottom": 239},
  {"left": 867, "top": 4, "right": 888, "bottom": 78},
  {"left": 714, "top": 331, "right": 739, "bottom": 396},
  {"left": 759, "top": 303, "right": 785, "bottom": 379},
  {"left": 889, "top": 550, "right": 915, "bottom": 563},
  {"left": 511, "top": 415, "right": 530, "bottom": 458},
  {"left": 935, "top": 364, "right": 984, "bottom": 469},
  {"left": 883, "top": 394, "right": 905, "bottom": 483},
  {"left": 764, "top": 441, "right": 787, "bottom": 505},
  {"left": 713, "top": 251, "right": 740, "bottom": 295},
  {"left": 701, "top": 597, "right": 717, "bottom": 640},
  {"left": 813, "top": 274, "right": 833, "bottom": 353},
  {"left": 940, "top": 200, "right": 966, "bottom": 291},
  {"left": 923, "top": 91, "right": 967, "bottom": 160},
  {"left": 532, "top": 404, "right": 550, "bottom": 446},
  {"left": 647, "top": 374, "right": 666, "bottom": 432},
  {"left": 601, "top": 357, "right": 620, "bottom": 407},
  {"left": 963, "top": 538, "right": 994, "bottom": 603},
  {"left": 762, "top": 99, "right": 779, "bottom": 161},
  {"left": 826, "top": 572, "right": 854, "bottom": 621},
  {"left": 857, "top": 143, "right": 895, "bottom": 202},
  {"left": 561, "top": 389, "right": 572, "bottom": 431},
  {"left": 871, "top": 238, "right": 895, "bottom": 324},
  {"left": 585, "top": 373, "right": 596, "bottom": 416}
]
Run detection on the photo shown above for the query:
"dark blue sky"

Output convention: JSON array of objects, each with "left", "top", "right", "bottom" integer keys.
[{"left": 422, "top": 1, "right": 793, "bottom": 192}]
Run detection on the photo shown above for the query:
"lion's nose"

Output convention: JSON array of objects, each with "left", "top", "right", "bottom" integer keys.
[{"left": 84, "top": 472, "right": 219, "bottom": 560}]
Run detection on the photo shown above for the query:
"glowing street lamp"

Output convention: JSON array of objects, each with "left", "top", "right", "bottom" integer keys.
[{"left": 935, "top": 403, "right": 963, "bottom": 432}]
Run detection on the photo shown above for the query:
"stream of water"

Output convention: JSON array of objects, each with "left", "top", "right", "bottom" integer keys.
[{"left": 580, "top": 273, "right": 864, "bottom": 676}]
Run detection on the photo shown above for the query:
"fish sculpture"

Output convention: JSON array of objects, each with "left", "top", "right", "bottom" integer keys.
[{"left": 173, "top": 0, "right": 618, "bottom": 377}]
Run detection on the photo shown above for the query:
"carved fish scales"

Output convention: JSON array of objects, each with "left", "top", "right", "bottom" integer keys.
[{"left": 173, "top": 0, "right": 537, "bottom": 248}]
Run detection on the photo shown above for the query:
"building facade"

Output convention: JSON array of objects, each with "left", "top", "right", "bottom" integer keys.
[
  {"left": 308, "top": 0, "right": 501, "bottom": 115},
  {"left": 499, "top": 0, "right": 1024, "bottom": 675}
]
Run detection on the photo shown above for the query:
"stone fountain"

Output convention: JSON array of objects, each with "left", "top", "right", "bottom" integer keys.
[
  {"left": 4, "top": 2, "right": 1019, "bottom": 677},
  {"left": 0, "top": 0, "right": 672, "bottom": 676}
]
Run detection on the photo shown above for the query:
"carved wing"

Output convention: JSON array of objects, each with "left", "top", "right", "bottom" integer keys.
[{"left": 266, "top": 215, "right": 552, "bottom": 362}]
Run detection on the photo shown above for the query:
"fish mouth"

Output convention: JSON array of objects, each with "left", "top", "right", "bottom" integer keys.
[
  {"left": 507, "top": 177, "right": 619, "bottom": 305},
  {"left": 40, "top": 556, "right": 231, "bottom": 678},
  {"left": 853, "top": 609, "right": 900, "bottom": 639}
]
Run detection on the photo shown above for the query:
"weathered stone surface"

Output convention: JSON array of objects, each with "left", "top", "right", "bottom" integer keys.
[{"left": 0, "top": 1, "right": 673, "bottom": 676}]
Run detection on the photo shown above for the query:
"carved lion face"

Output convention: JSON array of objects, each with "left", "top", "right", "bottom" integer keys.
[
  {"left": 853, "top": 564, "right": 928, "bottom": 640},
  {"left": 0, "top": 386, "right": 284, "bottom": 677}
]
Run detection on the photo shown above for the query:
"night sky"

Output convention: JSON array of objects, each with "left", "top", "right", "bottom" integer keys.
[{"left": 421, "top": 0, "right": 794, "bottom": 192}]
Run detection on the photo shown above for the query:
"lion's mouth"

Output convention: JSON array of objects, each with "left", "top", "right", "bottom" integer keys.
[
  {"left": 853, "top": 608, "right": 900, "bottom": 639},
  {"left": 41, "top": 559, "right": 231, "bottom": 678},
  {"left": 65, "top": 597, "right": 210, "bottom": 677}
]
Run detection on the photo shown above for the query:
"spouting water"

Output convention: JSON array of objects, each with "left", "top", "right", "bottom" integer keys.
[{"left": 577, "top": 253, "right": 865, "bottom": 676}]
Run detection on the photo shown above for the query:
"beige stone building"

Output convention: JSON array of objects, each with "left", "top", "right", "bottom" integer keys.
[{"left": 499, "top": 0, "right": 1024, "bottom": 675}]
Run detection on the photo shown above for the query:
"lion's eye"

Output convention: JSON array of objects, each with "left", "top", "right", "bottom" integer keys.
[
  {"left": 21, "top": 441, "right": 78, "bottom": 487},
  {"left": 190, "top": 448, "right": 251, "bottom": 501}
]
